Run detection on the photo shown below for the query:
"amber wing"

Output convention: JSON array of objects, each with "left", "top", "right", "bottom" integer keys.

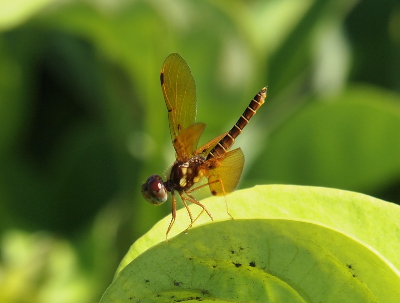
[
  {"left": 206, "top": 148, "right": 245, "bottom": 196},
  {"left": 161, "top": 53, "right": 199, "bottom": 160}
]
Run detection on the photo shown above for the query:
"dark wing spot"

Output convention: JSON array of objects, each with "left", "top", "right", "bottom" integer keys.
[
  {"left": 233, "top": 262, "right": 242, "bottom": 268},
  {"left": 160, "top": 72, "right": 164, "bottom": 84},
  {"left": 211, "top": 190, "right": 217, "bottom": 196},
  {"left": 249, "top": 261, "right": 256, "bottom": 267}
]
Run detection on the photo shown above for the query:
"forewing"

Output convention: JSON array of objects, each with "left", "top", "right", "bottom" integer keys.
[
  {"left": 160, "top": 53, "right": 197, "bottom": 147},
  {"left": 207, "top": 148, "right": 245, "bottom": 196}
]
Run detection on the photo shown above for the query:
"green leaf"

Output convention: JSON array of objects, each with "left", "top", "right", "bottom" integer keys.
[{"left": 101, "top": 185, "right": 400, "bottom": 302}]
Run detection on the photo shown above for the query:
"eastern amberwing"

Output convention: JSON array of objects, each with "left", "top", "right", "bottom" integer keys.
[{"left": 141, "top": 53, "right": 267, "bottom": 239}]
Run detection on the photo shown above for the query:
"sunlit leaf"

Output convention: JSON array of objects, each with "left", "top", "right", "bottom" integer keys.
[{"left": 102, "top": 185, "right": 400, "bottom": 302}]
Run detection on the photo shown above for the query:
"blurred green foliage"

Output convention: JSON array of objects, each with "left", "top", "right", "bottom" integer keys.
[{"left": 0, "top": 0, "right": 399, "bottom": 302}]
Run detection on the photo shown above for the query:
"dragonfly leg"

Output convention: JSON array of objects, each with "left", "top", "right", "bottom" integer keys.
[
  {"left": 211, "top": 178, "right": 234, "bottom": 220},
  {"left": 180, "top": 193, "right": 195, "bottom": 224},
  {"left": 180, "top": 192, "right": 213, "bottom": 232},
  {"left": 166, "top": 193, "right": 178, "bottom": 241},
  {"left": 185, "top": 208, "right": 205, "bottom": 233},
  {"left": 187, "top": 178, "right": 234, "bottom": 220},
  {"left": 184, "top": 192, "right": 213, "bottom": 221}
]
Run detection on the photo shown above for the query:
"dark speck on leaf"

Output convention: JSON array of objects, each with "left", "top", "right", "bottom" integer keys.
[{"left": 174, "top": 281, "right": 182, "bottom": 286}]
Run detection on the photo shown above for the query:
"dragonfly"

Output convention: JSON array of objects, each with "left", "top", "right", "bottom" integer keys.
[{"left": 141, "top": 53, "right": 267, "bottom": 239}]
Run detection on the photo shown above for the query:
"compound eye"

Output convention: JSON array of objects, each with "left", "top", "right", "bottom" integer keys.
[{"left": 141, "top": 175, "right": 168, "bottom": 205}]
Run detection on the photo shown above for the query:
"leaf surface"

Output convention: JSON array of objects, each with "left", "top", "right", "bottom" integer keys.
[{"left": 101, "top": 185, "right": 400, "bottom": 302}]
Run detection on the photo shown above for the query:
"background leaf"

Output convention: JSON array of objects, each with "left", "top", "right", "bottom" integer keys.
[{"left": 247, "top": 85, "right": 400, "bottom": 197}]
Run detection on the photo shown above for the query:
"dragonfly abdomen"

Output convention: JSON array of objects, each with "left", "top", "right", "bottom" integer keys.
[{"left": 207, "top": 87, "right": 267, "bottom": 159}]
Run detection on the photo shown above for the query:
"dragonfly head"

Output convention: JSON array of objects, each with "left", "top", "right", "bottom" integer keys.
[{"left": 141, "top": 174, "right": 168, "bottom": 205}]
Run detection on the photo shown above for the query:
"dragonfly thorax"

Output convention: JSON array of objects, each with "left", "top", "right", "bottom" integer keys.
[{"left": 169, "top": 156, "right": 205, "bottom": 192}]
